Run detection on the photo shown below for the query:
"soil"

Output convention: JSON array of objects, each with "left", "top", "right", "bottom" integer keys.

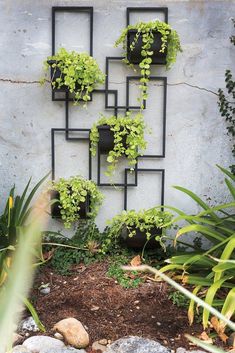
[{"left": 30, "top": 261, "right": 204, "bottom": 352}]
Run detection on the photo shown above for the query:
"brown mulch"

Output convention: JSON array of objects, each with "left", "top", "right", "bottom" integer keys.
[{"left": 31, "top": 261, "right": 203, "bottom": 351}]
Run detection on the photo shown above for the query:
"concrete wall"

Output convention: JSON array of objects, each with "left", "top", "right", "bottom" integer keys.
[{"left": 0, "top": 0, "right": 234, "bottom": 232}]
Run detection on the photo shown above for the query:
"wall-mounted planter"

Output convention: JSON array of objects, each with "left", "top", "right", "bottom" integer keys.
[
  {"left": 98, "top": 125, "right": 127, "bottom": 154},
  {"left": 127, "top": 30, "right": 167, "bottom": 65},
  {"left": 48, "top": 60, "right": 82, "bottom": 93},
  {"left": 120, "top": 226, "right": 162, "bottom": 250},
  {"left": 50, "top": 190, "right": 90, "bottom": 219}
]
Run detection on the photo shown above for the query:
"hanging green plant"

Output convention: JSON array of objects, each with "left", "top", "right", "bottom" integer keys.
[
  {"left": 115, "top": 20, "right": 182, "bottom": 106},
  {"left": 102, "top": 207, "right": 173, "bottom": 253},
  {"left": 49, "top": 176, "right": 104, "bottom": 228},
  {"left": 41, "top": 48, "right": 105, "bottom": 105},
  {"left": 90, "top": 112, "right": 147, "bottom": 177}
]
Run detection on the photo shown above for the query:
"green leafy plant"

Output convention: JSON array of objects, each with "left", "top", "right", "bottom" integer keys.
[
  {"left": 0, "top": 175, "right": 49, "bottom": 333},
  {"left": 0, "top": 196, "right": 46, "bottom": 351},
  {"left": 123, "top": 263, "right": 235, "bottom": 351},
  {"left": 107, "top": 256, "right": 143, "bottom": 288},
  {"left": 168, "top": 290, "right": 189, "bottom": 308},
  {"left": 159, "top": 166, "right": 235, "bottom": 330},
  {"left": 102, "top": 207, "right": 173, "bottom": 253},
  {"left": 45, "top": 221, "right": 108, "bottom": 274},
  {"left": 50, "top": 176, "right": 104, "bottom": 228},
  {"left": 218, "top": 19, "right": 235, "bottom": 174},
  {"left": 42, "top": 48, "right": 105, "bottom": 105},
  {"left": 90, "top": 112, "right": 147, "bottom": 177},
  {"left": 115, "top": 20, "right": 182, "bottom": 105}
]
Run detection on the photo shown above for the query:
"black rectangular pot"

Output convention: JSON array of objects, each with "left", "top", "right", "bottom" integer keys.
[
  {"left": 98, "top": 125, "right": 127, "bottom": 154},
  {"left": 50, "top": 190, "right": 90, "bottom": 220},
  {"left": 120, "top": 225, "right": 162, "bottom": 250},
  {"left": 47, "top": 60, "right": 69, "bottom": 92},
  {"left": 127, "top": 30, "right": 167, "bottom": 65}
]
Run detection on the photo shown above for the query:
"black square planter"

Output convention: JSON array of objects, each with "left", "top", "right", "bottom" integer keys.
[
  {"left": 120, "top": 226, "right": 162, "bottom": 250},
  {"left": 47, "top": 60, "right": 68, "bottom": 92},
  {"left": 127, "top": 30, "right": 167, "bottom": 65},
  {"left": 98, "top": 125, "right": 127, "bottom": 154},
  {"left": 50, "top": 190, "right": 90, "bottom": 220}
]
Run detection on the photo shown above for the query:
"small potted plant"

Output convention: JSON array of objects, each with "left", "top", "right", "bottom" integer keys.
[
  {"left": 115, "top": 20, "right": 182, "bottom": 104},
  {"left": 49, "top": 176, "right": 104, "bottom": 228},
  {"left": 90, "top": 112, "right": 147, "bottom": 177},
  {"left": 103, "top": 208, "right": 172, "bottom": 252},
  {"left": 41, "top": 48, "right": 105, "bottom": 105}
]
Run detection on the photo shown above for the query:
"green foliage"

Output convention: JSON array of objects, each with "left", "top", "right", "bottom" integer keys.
[
  {"left": 218, "top": 19, "right": 235, "bottom": 174},
  {"left": 107, "top": 257, "right": 143, "bottom": 288},
  {"left": 46, "top": 221, "right": 108, "bottom": 274},
  {"left": 115, "top": 20, "right": 182, "bottom": 106},
  {"left": 0, "top": 175, "right": 49, "bottom": 334},
  {"left": 43, "top": 48, "right": 105, "bottom": 105},
  {"left": 90, "top": 112, "right": 147, "bottom": 177},
  {"left": 160, "top": 166, "right": 235, "bottom": 329},
  {"left": 168, "top": 290, "right": 189, "bottom": 308},
  {"left": 102, "top": 207, "right": 173, "bottom": 253},
  {"left": 50, "top": 176, "right": 104, "bottom": 228}
]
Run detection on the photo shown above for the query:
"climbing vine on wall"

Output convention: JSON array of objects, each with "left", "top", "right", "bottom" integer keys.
[{"left": 218, "top": 19, "right": 235, "bottom": 174}]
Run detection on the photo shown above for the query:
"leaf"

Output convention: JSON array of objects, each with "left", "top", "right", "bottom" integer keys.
[
  {"left": 186, "top": 334, "right": 227, "bottom": 353},
  {"left": 130, "top": 255, "right": 141, "bottom": 267},
  {"left": 199, "top": 331, "right": 213, "bottom": 344},
  {"left": 210, "top": 316, "right": 228, "bottom": 342}
]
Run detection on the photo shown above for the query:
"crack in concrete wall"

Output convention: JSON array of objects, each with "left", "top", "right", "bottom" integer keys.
[{"left": 0, "top": 77, "right": 218, "bottom": 96}]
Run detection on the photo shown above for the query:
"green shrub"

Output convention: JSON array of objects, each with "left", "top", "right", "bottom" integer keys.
[{"left": 160, "top": 166, "right": 235, "bottom": 329}]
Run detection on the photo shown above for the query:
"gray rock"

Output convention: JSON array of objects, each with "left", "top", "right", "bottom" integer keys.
[
  {"left": 18, "top": 316, "right": 39, "bottom": 333},
  {"left": 106, "top": 336, "right": 170, "bottom": 353},
  {"left": 42, "top": 349, "right": 86, "bottom": 353},
  {"left": 23, "top": 336, "right": 65, "bottom": 352},
  {"left": 11, "top": 345, "right": 32, "bottom": 353}
]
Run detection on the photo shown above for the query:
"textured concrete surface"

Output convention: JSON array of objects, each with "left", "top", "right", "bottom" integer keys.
[{"left": 0, "top": 0, "right": 234, "bottom": 231}]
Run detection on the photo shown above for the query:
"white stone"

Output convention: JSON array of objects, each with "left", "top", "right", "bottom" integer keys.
[{"left": 23, "top": 336, "right": 65, "bottom": 353}]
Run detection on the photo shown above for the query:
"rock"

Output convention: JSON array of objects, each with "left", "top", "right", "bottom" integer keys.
[
  {"left": 18, "top": 316, "right": 39, "bottom": 332},
  {"left": 106, "top": 336, "right": 170, "bottom": 353},
  {"left": 54, "top": 332, "right": 64, "bottom": 340},
  {"left": 92, "top": 341, "right": 107, "bottom": 352},
  {"left": 53, "top": 318, "right": 89, "bottom": 349},
  {"left": 11, "top": 345, "right": 32, "bottom": 353},
  {"left": 42, "top": 348, "right": 86, "bottom": 353},
  {"left": 40, "top": 287, "right": 51, "bottom": 295},
  {"left": 13, "top": 333, "right": 24, "bottom": 346},
  {"left": 228, "top": 333, "right": 235, "bottom": 347},
  {"left": 99, "top": 339, "right": 108, "bottom": 345},
  {"left": 23, "top": 336, "right": 65, "bottom": 352}
]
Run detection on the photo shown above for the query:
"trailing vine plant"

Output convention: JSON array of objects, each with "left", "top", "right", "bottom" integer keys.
[
  {"left": 41, "top": 48, "right": 105, "bottom": 106},
  {"left": 90, "top": 112, "right": 147, "bottom": 178},
  {"left": 102, "top": 208, "right": 173, "bottom": 253},
  {"left": 49, "top": 176, "right": 104, "bottom": 228},
  {"left": 218, "top": 19, "right": 235, "bottom": 174},
  {"left": 115, "top": 20, "right": 182, "bottom": 107}
]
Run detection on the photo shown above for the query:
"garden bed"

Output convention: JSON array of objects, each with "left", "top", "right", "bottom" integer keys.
[{"left": 31, "top": 261, "right": 203, "bottom": 351}]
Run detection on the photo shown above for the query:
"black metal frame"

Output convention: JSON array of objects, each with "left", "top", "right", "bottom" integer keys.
[
  {"left": 49, "top": 6, "right": 168, "bottom": 213},
  {"left": 51, "top": 6, "right": 93, "bottom": 102},
  {"left": 124, "top": 168, "right": 165, "bottom": 209}
]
